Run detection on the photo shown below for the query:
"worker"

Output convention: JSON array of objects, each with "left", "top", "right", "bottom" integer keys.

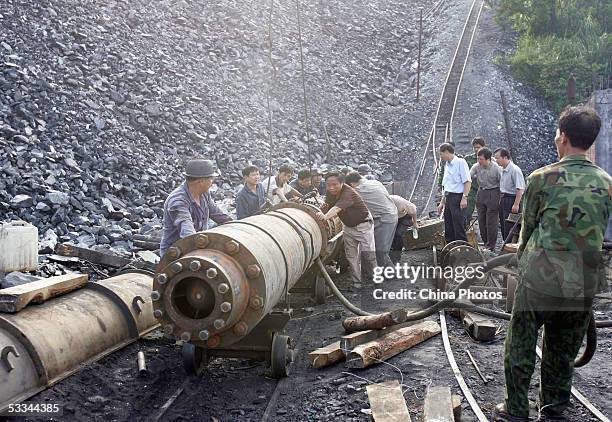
[
  {"left": 262, "top": 164, "right": 300, "bottom": 204},
  {"left": 494, "top": 148, "right": 525, "bottom": 242},
  {"left": 438, "top": 137, "right": 485, "bottom": 227},
  {"left": 469, "top": 147, "right": 502, "bottom": 251},
  {"left": 316, "top": 171, "right": 377, "bottom": 285},
  {"left": 311, "top": 167, "right": 326, "bottom": 195},
  {"left": 357, "top": 163, "right": 377, "bottom": 180},
  {"left": 437, "top": 143, "right": 472, "bottom": 243},
  {"left": 160, "top": 159, "right": 232, "bottom": 256},
  {"left": 235, "top": 165, "right": 266, "bottom": 219},
  {"left": 345, "top": 171, "right": 398, "bottom": 267},
  {"left": 494, "top": 106, "right": 611, "bottom": 421},
  {"left": 389, "top": 194, "right": 418, "bottom": 264},
  {"left": 289, "top": 169, "right": 314, "bottom": 195}
]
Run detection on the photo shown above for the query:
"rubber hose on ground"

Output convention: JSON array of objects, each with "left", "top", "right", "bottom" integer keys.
[{"left": 316, "top": 258, "right": 373, "bottom": 316}]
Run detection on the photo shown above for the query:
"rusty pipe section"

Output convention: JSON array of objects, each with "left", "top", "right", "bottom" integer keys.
[
  {"left": 153, "top": 202, "right": 342, "bottom": 349},
  {"left": 0, "top": 273, "right": 158, "bottom": 412}
]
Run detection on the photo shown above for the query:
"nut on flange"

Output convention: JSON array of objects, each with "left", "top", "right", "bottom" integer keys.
[
  {"left": 156, "top": 273, "right": 168, "bottom": 285},
  {"left": 249, "top": 295, "right": 264, "bottom": 310},
  {"left": 151, "top": 291, "right": 161, "bottom": 301},
  {"left": 153, "top": 309, "right": 163, "bottom": 318},
  {"left": 198, "top": 330, "right": 210, "bottom": 340},
  {"left": 246, "top": 264, "right": 261, "bottom": 279},
  {"left": 189, "top": 260, "right": 202, "bottom": 272},
  {"left": 195, "top": 234, "right": 209, "bottom": 248},
  {"left": 206, "top": 268, "right": 218, "bottom": 279},
  {"left": 233, "top": 321, "right": 249, "bottom": 336},
  {"left": 213, "top": 319, "right": 225, "bottom": 330},
  {"left": 217, "top": 283, "right": 229, "bottom": 294},
  {"left": 167, "top": 246, "right": 182, "bottom": 260},
  {"left": 220, "top": 302, "right": 232, "bottom": 313},
  {"left": 171, "top": 262, "right": 183, "bottom": 273},
  {"left": 180, "top": 332, "right": 191, "bottom": 342},
  {"left": 207, "top": 335, "right": 221, "bottom": 348},
  {"left": 225, "top": 240, "right": 240, "bottom": 255},
  {"left": 163, "top": 324, "right": 174, "bottom": 335}
]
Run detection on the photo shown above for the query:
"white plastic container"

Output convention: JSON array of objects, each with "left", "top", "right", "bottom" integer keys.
[{"left": 0, "top": 221, "right": 39, "bottom": 273}]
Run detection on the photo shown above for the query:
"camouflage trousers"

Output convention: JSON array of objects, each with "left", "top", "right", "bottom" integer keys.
[{"left": 503, "top": 284, "right": 591, "bottom": 418}]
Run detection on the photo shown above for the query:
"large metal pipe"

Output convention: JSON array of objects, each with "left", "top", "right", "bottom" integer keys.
[
  {"left": 0, "top": 273, "right": 158, "bottom": 412},
  {"left": 153, "top": 203, "right": 342, "bottom": 349}
]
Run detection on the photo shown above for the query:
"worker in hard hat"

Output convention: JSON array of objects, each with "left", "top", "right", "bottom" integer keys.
[{"left": 160, "top": 159, "right": 232, "bottom": 256}]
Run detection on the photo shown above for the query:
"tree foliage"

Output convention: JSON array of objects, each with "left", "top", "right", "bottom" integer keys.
[{"left": 497, "top": 0, "right": 611, "bottom": 110}]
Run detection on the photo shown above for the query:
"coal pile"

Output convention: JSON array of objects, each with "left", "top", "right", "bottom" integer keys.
[{"left": 1, "top": 0, "right": 440, "bottom": 254}]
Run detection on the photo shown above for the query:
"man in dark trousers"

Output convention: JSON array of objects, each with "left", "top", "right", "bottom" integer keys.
[
  {"left": 437, "top": 143, "right": 472, "bottom": 243},
  {"left": 494, "top": 148, "right": 525, "bottom": 242},
  {"left": 470, "top": 147, "right": 502, "bottom": 250},
  {"left": 160, "top": 159, "right": 232, "bottom": 256},
  {"left": 494, "top": 106, "right": 611, "bottom": 421},
  {"left": 316, "top": 172, "right": 377, "bottom": 285}
]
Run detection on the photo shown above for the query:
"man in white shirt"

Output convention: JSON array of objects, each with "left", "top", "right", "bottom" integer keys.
[
  {"left": 262, "top": 164, "right": 301, "bottom": 205},
  {"left": 437, "top": 143, "right": 472, "bottom": 243}
]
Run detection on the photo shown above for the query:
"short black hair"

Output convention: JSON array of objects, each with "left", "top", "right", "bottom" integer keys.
[
  {"left": 472, "top": 137, "right": 486, "bottom": 147},
  {"left": 278, "top": 163, "right": 294, "bottom": 175},
  {"left": 340, "top": 167, "right": 352, "bottom": 175},
  {"left": 242, "top": 165, "right": 259, "bottom": 177},
  {"left": 344, "top": 171, "right": 362, "bottom": 185},
  {"left": 297, "top": 169, "right": 311, "bottom": 180},
  {"left": 558, "top": 106, "right": 601, "bottom": 150},
  {"left": 477, "top": 147, "right": 492, "bottom": 160},
  {"left": 324, "top": 171, "right": 345, "bottom": 183},
  {"left": 439, "top": 143, "right": 454, "bottom": 154},
  {"left": 494, "top": 148, "right": 511, "bottom": 159}
]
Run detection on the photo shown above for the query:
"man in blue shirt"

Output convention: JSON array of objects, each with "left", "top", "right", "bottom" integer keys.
[
  {"left": 235, "top": 165, "right": 266, "bottom": 219},
  {"left": 436, "top": 143, "right": 472, "bottom": 243},
  {"left": 160, "top": 159, "right": 232, "bottom": 256}
]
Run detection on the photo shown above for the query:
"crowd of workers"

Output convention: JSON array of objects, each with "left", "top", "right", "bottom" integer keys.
[{"left": 158, "top": 106, "right": 610, "bottom": 422}]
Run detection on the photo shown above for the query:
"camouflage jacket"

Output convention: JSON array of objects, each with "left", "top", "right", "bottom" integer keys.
[
  {"left": 438, "top": 152, "right": 478, "bottom": 193},
  {"left": 517, "top": 154, "right": 612, "bottom": 298}
]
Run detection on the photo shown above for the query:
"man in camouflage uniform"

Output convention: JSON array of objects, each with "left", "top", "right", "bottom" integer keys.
[
  {"left": 438, "top": 137, "right": 485, "bottom": 227},
  {"left": 494, "top": 106, "right": 611, "bottom": 421}
]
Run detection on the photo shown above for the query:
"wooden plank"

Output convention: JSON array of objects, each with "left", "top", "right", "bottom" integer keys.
[
  {"left": 340, "top": 321, "right": 419, "bottom": 351},
  {"left": 502, "top": 243, "right": 518, "bottom": 253},
  {"left": 404, "top": 217, "right": 445, "bottom": 251},
  {"left": 343, "top": 309, "right": 407, "bottom": 332},
  {"left": 308, "top": 341, "right": 344, "bottom": 369},
  {"left": 452, "top": 395, "right": 462, "bottom": 421},
  {"left": 462, "top": 311, "right": 496, "bottom": 341},
  {"left": 366, "top": 380, "right": 412, "bottom": 422},
  {"left": 0, "top": 273, "right": 88, "bottom": 313},
  {"left": 55, "top": 243, "right": 131, "bottom": 268},
  {"left": 346, "top": 320, "right": 441, "bottom": 369},
  {"left": 424, "top": 386, "right": 454, "bottom": 422}
]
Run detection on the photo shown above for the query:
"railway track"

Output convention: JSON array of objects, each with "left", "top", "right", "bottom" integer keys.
[{"left": 409, "top": 0, "right": 484, "bottom": 215}]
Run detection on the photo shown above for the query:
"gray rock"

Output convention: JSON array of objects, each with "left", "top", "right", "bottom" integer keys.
[
  {"left": 46, "top": 190, "right": 70, "bottom": 205},
  {"left": 1, "top": 272, "right": 41, "bottom": 289},
  {"left": 10, "top": 194, "right": 33, "bottom": 208}
]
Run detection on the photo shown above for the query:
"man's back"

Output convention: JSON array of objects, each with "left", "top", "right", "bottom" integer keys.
[
  {"left": 355, "top": 179, "right": 397, "bottom": 220},
  {"left": 519, "top": 155, "right": 611, "bottom": 297}
]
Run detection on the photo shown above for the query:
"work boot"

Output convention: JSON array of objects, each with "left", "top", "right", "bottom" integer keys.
[
  {"left": 539, "top": 407, "right": 566, "bottom": 421},
  {"left": 360, "top": 251, "right": 378, "bottom": 283},
  {"left": 492, "top": 403, "right": 530, "bottom": 422}
]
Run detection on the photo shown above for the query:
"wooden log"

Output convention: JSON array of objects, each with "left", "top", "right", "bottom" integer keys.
[
  {"left": 502, "top": 243, "right": 518, "bottom": 253},
  {"left": 308, "top": 341, "right": 344, "bottom": 368},
  {"left": 366, "top": 380, "right": 412, "bottom": 422},
  {"left": 346, "top": 320, "right": 441, "bottom": 369},
  {"left": 423, "top": 386, "right": 454, "bottom": 422},
  {"left": 342, "top": 309, "right": 408, "bottom": 332},
  {"left": 340, "top": 321, "right": 419, "bottom": 351},
  {"left": 0, "top": 273, "right": 88, "bottom": 313},
  {"left": 55, "top": 243, "right": 131, "bottom": 268}
]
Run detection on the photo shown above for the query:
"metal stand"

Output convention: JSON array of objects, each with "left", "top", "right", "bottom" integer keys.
[{"left": 182, "top": 310, "right": 294, "bottom": 378}]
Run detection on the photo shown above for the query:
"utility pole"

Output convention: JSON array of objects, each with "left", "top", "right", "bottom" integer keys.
[{"left": 416, "top": 7, "right": 422, "bottom": 101}]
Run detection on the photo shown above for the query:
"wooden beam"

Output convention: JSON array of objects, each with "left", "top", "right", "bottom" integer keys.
[
  {"left": 308, "top": 341, "right": 344, "bottom": 369},
  {"left": 343, "top": 309, "right": 407, "bottom": 332},
  {"left": 462, "top": 311, "right": 497, "bottom": 341},
  {"left": 0, "top": 273, "right": 88, "bottom": 313},
  {"left": 366, "top": 380, "right": 412, "bottom": 422},
  {"left": 423, "top": 386, "right": 454, "bottom": 422},
  {"left": 346, "top": 320, "right": 441, "bottom": 369},
  {"left": 340, "top": 321, "right": 419, "bottom": 351},
  {"left": 55, "top": 243, "right": 131, "bottom": 268}
]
